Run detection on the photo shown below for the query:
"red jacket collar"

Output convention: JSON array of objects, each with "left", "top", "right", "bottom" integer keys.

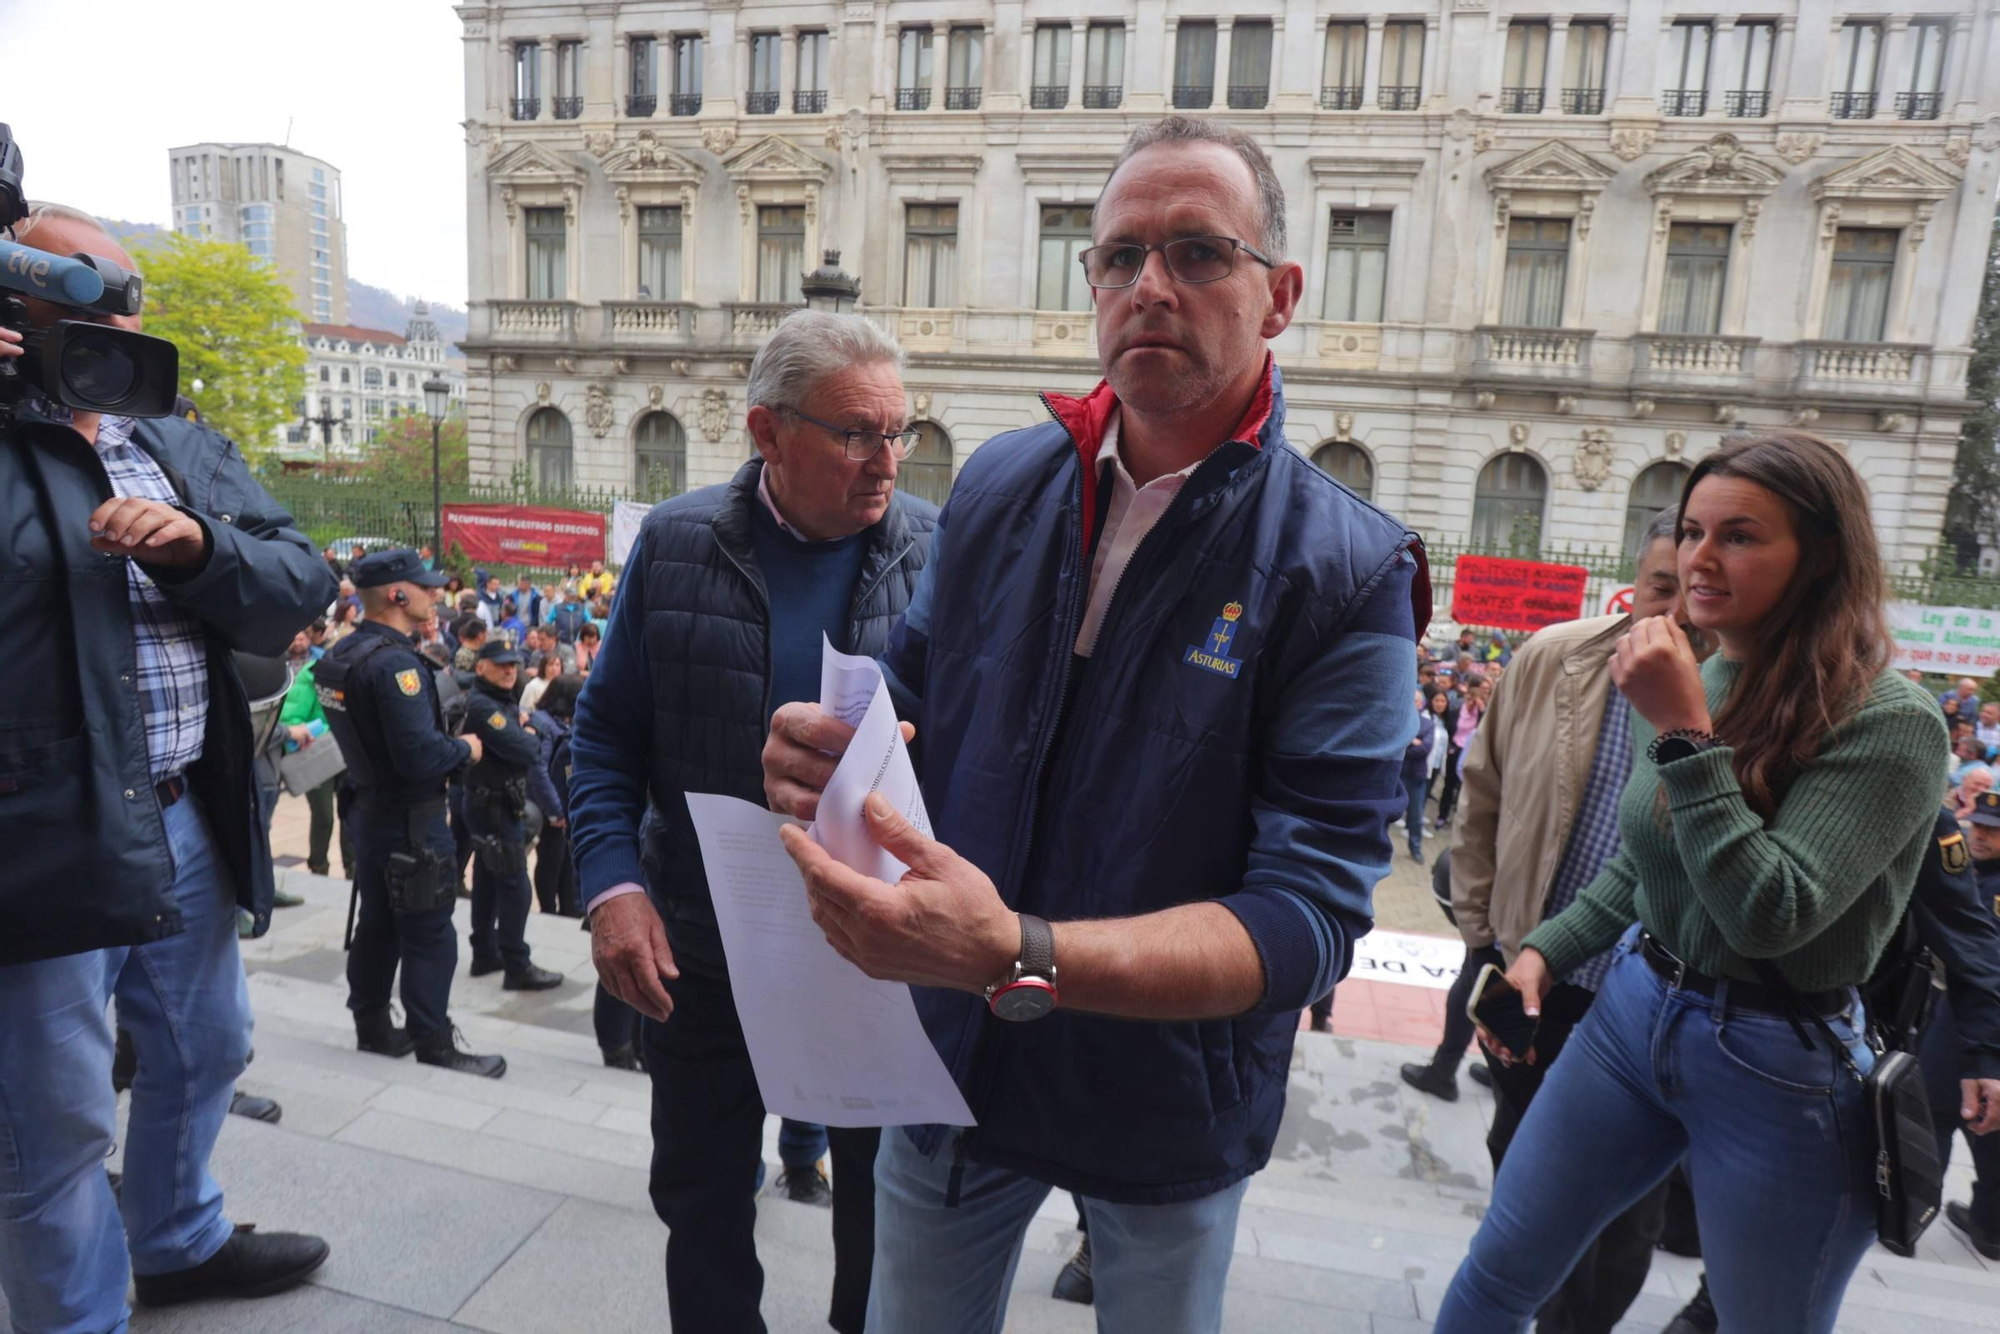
[{"left": 1042, "top": 353, "right": 1278, "bottom": 554}]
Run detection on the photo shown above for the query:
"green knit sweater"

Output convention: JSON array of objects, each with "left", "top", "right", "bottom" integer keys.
[{"left": 1524, "top": 657, "right": 1948, "bottom": 992}]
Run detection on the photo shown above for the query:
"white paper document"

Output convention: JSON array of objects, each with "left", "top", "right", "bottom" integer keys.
[{"left": 681, "top": 642, "right": 972, "bottom": 1128}]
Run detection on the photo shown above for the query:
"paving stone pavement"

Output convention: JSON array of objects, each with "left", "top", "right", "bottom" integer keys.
[{"left": 5, "top": 844, "right": 1999, "bottom": 1332}]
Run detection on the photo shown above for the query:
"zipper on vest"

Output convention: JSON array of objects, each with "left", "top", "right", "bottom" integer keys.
[{"left": 944, "top": 1132, "right": 968, "bottom": 1208}]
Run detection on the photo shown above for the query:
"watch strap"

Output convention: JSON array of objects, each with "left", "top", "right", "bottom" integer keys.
[
  {"left": 1647, "top": 728, "right": 1718, "bottom": 764},
  {"left": 1017, "top": 913, "right": 1055, "bottom": 981}
]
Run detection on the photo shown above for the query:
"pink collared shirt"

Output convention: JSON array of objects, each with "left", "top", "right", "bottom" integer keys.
[{"left": 1074, "top": 411, "right": 1205, "bottom": 658}]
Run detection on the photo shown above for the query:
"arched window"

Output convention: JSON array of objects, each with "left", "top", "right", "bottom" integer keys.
[
  {"left": 1310, "top": 440, "right": 1374, "bottom": 502},
  {"left": 526, "top": 407, "right": 574, "bottom": 491},
  {"left": 1471, "top": 452, "right": 1548, "bottom": 550},
  {"left": 898, "top": 421, "right": 954, "bottom": 506},
  {"left": 634, "top": 411, "right": 687, "bottom": 498},
  {"left": 1624, "top": 461, "right": 1690, "bottom": 561}
]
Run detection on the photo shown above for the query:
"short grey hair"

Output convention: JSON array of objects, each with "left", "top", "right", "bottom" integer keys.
[
  {"left": 1104, "top": 116, "right": 1288, "bottom": 260},
  {"left": 746, "top": 311, "right": 905, "bottom": 413},
  {"left": 1640, "top": 505, "right": 1680, "bottom": 550},
  {"left": 23, "top": 200, "right": 107, "bottom": 232}
]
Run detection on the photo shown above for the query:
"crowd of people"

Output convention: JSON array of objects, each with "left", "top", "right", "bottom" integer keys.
[{"left": 5, "top": 115, "right": 2000, "bottom": 1334}]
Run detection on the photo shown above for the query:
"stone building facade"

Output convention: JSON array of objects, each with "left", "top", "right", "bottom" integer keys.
[
  {"left": 457, "top": 0, "right": 2000, "bottom": 575},
  {"left": 281, "top": 304, "right": 466, "bottom": 457}
]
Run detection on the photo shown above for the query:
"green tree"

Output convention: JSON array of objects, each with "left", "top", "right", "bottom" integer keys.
[
  {"left": 135, "top": 234, "right": 306, "bottom": 456},
  {"left": 1944, "top": 209, "right": 2000, "bottom": 570},
  {"left": 360, "top": 410, "right": 469, "bottom": 488}
]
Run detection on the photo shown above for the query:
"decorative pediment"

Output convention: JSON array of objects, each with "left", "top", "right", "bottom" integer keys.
[
  {"left": 720, "top": 135, "right": 831, "bottom": 183},
  {"left": 1308, "top": 155, "right": 1427, "bottom": 187},
  {"left": 1015, "top": 150, "right": 1118, "bottom": 185},
  {"left": 485, "top": 139, "right": 587, "bottom": 187},
  {"left": 1484, "top": 141, "right": 1619, "bottom": 196},
  {"left": 1645, "top": 135, "right": 1785, "bottom": 198},
  {"left": 1811, "top": 144, "right": 1960, "bottom": 203},
  {"left": 878, "top": 152, "right": 985, "bottom": 183},
  {"left": 597, "top": 130, "right": 706, "bottom": 186}
]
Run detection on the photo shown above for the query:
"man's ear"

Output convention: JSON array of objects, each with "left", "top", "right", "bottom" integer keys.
[
  {"left": 1259, "top": 261, "right": 1305, "bottom": 341},
  {"left": 746, "top": 404, "right": 781, "bottom": 463}
]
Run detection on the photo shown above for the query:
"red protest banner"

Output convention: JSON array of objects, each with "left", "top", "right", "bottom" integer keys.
[
  {"left": 441, "top": 504, "right": 607, "bottom": 568},
  {"left": 1450, "top": 555, "right": 1590, "bottom": 633}
]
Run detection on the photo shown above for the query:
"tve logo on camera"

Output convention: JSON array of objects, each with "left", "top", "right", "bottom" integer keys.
[{"left": 2, "top": 245, "right": 54, "bottom": 292}]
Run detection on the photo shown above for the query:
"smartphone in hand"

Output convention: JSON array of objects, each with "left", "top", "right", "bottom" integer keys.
[{"left": 1468, "top": 963, "right": 1540, "bottom": 1064}]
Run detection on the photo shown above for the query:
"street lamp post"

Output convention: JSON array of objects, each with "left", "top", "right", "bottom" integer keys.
[
  {"left": 423, "top": 377, "right": 451, "bottom": 564},
  {"left": 799, "top": 250, "right": 860, "bottom": 314}
]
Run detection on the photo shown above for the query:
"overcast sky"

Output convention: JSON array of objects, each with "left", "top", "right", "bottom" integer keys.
[{"left": 6, "top": 0, "right": 470, "bottom": 305}]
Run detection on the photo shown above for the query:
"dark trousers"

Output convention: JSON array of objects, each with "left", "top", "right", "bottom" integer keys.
[
  {"left": 1922, "top": 990, "right": 2000, "bottom": 1230},
  {"left": 344, "top": 804, "right": 459, "bottom": 1039},
  {"left": 449, "top": 782, "right": 473, "bottom": 885},
  {"left": 305, "top": 775, "right": 352, "bottom": 877},
  {"left": 1436, "top": 744, "right": 1465, "bottom": 825},
  {"left": 1483, "top": 981, "right": 1668, "bottom": 1334},
  {"left": 643, "top": 966, "right": 878, "bottom": 1334},
  {"left": 468, "top": 811, "right": 533, "bottom": 972},
  {"left": 1434, "top": 943, "right": 1501, "bottom": 1071},
  {"left": 533, "top": 822, "right": 581, "bottom": 916},
  {"left": 593, "top": 982, "right": 641, "bottom": 1055}
]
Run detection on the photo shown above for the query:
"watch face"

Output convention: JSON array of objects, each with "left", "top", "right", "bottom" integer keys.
[
  {"left": 990, "top": 978, "right": 1057, "bottom": 1022},
  {"left": 1656, "top": 737, "right": 1698, "bottom": 765}
]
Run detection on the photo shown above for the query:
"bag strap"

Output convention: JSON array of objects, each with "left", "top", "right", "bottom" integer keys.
[{"left": 1747, "top": 958, "right": 1868, "bottom": 1082}]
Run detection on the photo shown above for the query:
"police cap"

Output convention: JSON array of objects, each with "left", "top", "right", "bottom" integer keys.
[
  {"left": 352, "top": 548, "right": 450, "bottom": 590},
  {"left": 1971, "top": 790, "right": 2000, "bottom": 829},
  {"left": 476, "top": 640, "right": 523, "bottom": 666}
]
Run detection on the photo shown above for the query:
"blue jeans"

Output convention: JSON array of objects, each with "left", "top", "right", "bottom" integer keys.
[
  {"left": 0, "top": 795, "right": 251, "bottom": 1334},
  {"left": 780, "top": 1119, "right": 829, "bottom": 1171},
  {"left": 868, "top": 1128, "right": 1247, "bottom": 1334},
  {"left": 1404, "top": 770, "right": 1428, "bottom": 856},
  {"left": 1436, "top": 930, "right": 1877, "bottom": 1334}
]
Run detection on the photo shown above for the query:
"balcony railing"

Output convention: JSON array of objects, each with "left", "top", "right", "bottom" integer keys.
[
  {"left": 1631, "top": 334, "right": 1760, "bottom": 388},
  {"left": 1227, "top": 84, "right": 1267, "bottom": 109},
  {"left": 1030, "top": 84, "right": 1067, "bottom": 109},
  {"left": 1830, "top": 90, "right": 1876, "bottom": 119},
  {"left": 1896, "top": 91, "right": 1942, "bottom": 120},
  {"left": 669, "top": 93, "right": 701, "bottom": 116},
  {"left": 1723, "top": 89, "right": 1769, "bottom": 117},
  {"left": 490, "top": 300, "right": 577, "bottom": 340},
  {"left": 725, "top": 302, "right": 804, "bottom": 338},
  {"left": 1321, "top": 85, "right": 1362, "bottom": 110},
  {"left": 1083, "top": 84, "right": 1121, "bottom": 109},
  {"left": 1795, "top": 341, "right": 1926, "bottom": 389},
  {"left": 1659, "top": 89, "right": 1707, "bottom": 117},
  {"left": 946, "top": 86, "right": 982, "bottom": 110},
  {"left": 1378, "top": 85, "right": 1421, "bottom": 111},
  {"left": 603, "top": 301, "right": 697, "bottom": 339},
  {"left": 1561, "top": 87, "right": 1605, "bottom": 115},
  {"left": 1499, "top": 87, "right": 1544, "bottom": 114},
  {"left": 794, "top": 89, "right": 828, "bottom": 113},
  {"left": 746, "top": 90, "right": 780, "bottom": 114},
  {"left": 510, "top": 97, "right": 540, "bottom": 121},
  {"left": 627, "top": 93, "right": 657, "bottom": 117},
  {"left": 553, "top": 96, "right": 582, "bottom": 120},
  {"left": 896, "top": 86, "right": 931, "bottom": 111},
  {"left": 1473, "top": 325, "right": 1594, "bottom": 375},
  {"left": 1172, "top": 84, "right": 1213, "bottom": 109}
]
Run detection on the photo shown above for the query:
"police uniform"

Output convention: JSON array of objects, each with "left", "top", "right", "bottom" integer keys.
[
  {"left": 462, "top": 641, "right": 561, "bottom": 989},
  {"left": 316, "top": 550, "right": 506, "bottom": 1078}
]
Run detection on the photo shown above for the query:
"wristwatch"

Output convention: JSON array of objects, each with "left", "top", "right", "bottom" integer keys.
[
  {"left": 1648, "top": 728, "right": 1718, "bottom": 766},
  {"left": 985, "top": 914, "right": 1058, "bottom": 1022}
]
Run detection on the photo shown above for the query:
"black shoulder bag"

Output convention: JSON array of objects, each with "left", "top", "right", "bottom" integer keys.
[{"left": 1751, "top": 957, "right": 1942, "bottom": 1258}]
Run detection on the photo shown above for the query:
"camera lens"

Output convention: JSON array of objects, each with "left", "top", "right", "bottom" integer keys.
[{"left": 61, "top": 326, "right": 137, "bottom": 407}]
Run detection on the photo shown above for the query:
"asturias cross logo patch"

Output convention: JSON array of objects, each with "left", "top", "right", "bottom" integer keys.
[{"left": 1184, "top": 601, "right": 1246, "bottom": 679}]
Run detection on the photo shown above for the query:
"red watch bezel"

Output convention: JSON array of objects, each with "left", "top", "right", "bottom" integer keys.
[{"left": 987, "top": 977, "right": 1058, "bottom": 1022}]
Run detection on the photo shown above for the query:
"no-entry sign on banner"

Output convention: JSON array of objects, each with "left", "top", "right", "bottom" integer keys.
[
  {"left": 1888, "top": 601, "right": 2000, "bottom": 676},
  {"left": 1451, "top": 554, "right": 1590, "bottom": 633},
  {"left": 441, "top": 504, "right": 606, "bottom": 568}
]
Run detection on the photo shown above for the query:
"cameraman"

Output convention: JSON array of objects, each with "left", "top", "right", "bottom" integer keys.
[{"left": 0, "top": 204, "right": 335, "bottom": 1330}]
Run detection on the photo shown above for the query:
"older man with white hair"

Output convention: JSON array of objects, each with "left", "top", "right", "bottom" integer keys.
[{"left": 567, "top": 310, "right": 939, "bottom": 1334}]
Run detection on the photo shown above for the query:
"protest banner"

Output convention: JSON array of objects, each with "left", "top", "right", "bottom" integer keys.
[
  {"left": 1450, "top": 554, "right": 1590, "bottom": 633},
  {"left": 441, "top": 504, "right": 606, "bottom": 568},
  {"left": 1888, "top": 601, "right": 2000, "bottom": 676}
]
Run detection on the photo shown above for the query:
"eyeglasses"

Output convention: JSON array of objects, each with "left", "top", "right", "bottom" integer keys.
[
  {"left": 783, "top": 406, "right": 921, "bottom": 462},
  {"left": 1076, "top": 236, "right": 1277, "bottom": 289}
]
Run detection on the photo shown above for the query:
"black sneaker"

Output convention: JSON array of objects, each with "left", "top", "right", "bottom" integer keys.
[
  {"left": 354, "top": 1008, "right": 415, "bottom": 1059},
  {"left": 1399, "top": 1061, "right": 1459, "bottom": 1102},
  {"left": 413, "top": 1025, "right": 507, "bottom": 1079},
  {"left": 1468, "top": 1062, "right": 1493, "bottom": 1090},
  {"left": 1947, "top": 1201, "right": 2000, "bottom": 1261},
  {"left": 1051, "top": 1233, "right": 1093, "bottom": 1305},
  {"left": 468, "top": 955, "right": 505, "bottom": 978},
  {"left": 503, "top": 964, "right": 563, "bottom": 991},
  {"left": 228, "top": 1092, "right": 282, "bottom": 1124},
  {"left": 1662, "top": 1273, "right": 1717, "bottom": 1334},
  {"left": 132, "top": 1224, "right": 330, "bottom": 1307},
  {"left": 776, "top": 1164, "right": 832, "bottom": 1207},
  {"left": 601, "top": 1044, "right": 644, "bottom": 1071}
]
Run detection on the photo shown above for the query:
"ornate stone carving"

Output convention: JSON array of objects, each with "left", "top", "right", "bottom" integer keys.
[
  {"left": 647, "top": 383, "right": 664, "bottom": 408},
  {"left": 1444, "top": 108, "right": 1493, "bottom": 151},
  {"left": 1632, "top": 397, "right": 1656, "bottom": 418},
  {"left": 1943, "top": 133, "right": 1972, "bottom": 169},
  {"left": 1664, "top": 431, "right": 1686, "bottom": 459},
  {"left": 1333, "top": 411, "right": 1355, "bottom": 441},
  {"left": 494, "top": 355, "right": 517, "bottom": 374},
  {"left": 555, "top": 355, "right": 578, "bottom": 374},
  {"left": 583, "top": 130, "right": 614, "bottom": 158},
  {"left": 729, "top": 360, "right": 750, "bottom": 379},
  {"left": 612, "top": 357, "right": 631, "bottom": 376},
  {"left": 1608, "top": 125, "right": 1656, "bottom": 162},
  {"left": 1574, "top": 428, "right": 1615, "bottom": 491},
  {"left": 1714, "top": 403, "right": 1739, "bottom": 425},
  {"left": 1474, "top": 390, "right": 1497, "bottom": 411},
  {"left": 826, "top": 123, "right": 845, "bottom": 151},
  {"left": 698, "top": 388, "right": 730, "bottom": 442},
  {"left": 1554, "top": 394, "right": 1578, "bottom": 416},
  {"left": 702, "top": 124, "right": 738, "bottom": 155},
  {"left": 585, "top": 383, "right": 614, "bottom": 438},
  {"left": 913, "top": 391, "right": 932, "bottom": 418},
  {"left": 1877, "top": 411, "right": 1908, "bottom": 433},
  {"left": 1508, "top": 422, "right": 1530, "bottom": 448},
  {"left": 1775, "top": 132, "right": 1823, "bottom": 165},
  {"left": 1977, "top": 115, "right": 2000, "bottom": 156},
  {"left": 668, "top": 358, "right": 693, "bottom": 376},
  {"left": 1790, "top": 406, "right": 1820, "bottom": 427},
  {"left": 535, "top": 381, "right": 552, "bottom": 405}
]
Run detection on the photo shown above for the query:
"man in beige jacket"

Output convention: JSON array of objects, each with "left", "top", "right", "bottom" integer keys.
[{"left": 1445, "top": 506, "right": 1694, "bottom": 1334}]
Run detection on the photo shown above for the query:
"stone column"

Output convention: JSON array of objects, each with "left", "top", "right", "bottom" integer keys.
[
  {"left": 1162, "top": 16, "right": 1181, "bottom": 106},
  {"left": 1612, "top": 0, "right": 1663, "bottom": 116},
  {"left": 1710, "top": 16, "right": 1735, "bottom": 114},
  {"left": 1543, "top": 17, "right": 1569, "bottom": 114},
  {"left": 538, "top": 37, "right": 555, "bottom": 119},
  {"left": 613, "top": 32, "right": 629, "bottom": 112},
  {"left": 1020, "top": 18, "right": 1037, "bottom": 101},
  {"left": 1945, "top": 15, "right": 1975, "bottom": 119},
  {"left": 1876, "top": 17, "right": 1911, "bottom": 119},
  {"left": 1769, "top": 16, "right": 1796, "bottom": 111},
  {"left": 736, "top": 28, "right": 751, "bottom": 111},
  {"left": 981, "top": 21, "right": 995, "bottom": 105},
  {"left": 932, "top": 20, "right": 951, "bottom": 109},
  {"left": 1420, "top": 15, "right": 1441, "bottom": 106},
  {"left": 1211, "top": 17, "right": 1234, "bottom": 110},
  {"left": 1362, "top": 17, "right": 1385, "bottom": 109},
  {"left": 1068, "top": 17, "right": 1087, "bottom": 107},
  {"left": 779, "top": 26, "right": 796, "bottom": 113},
  {"left": 1123, "top": 18, "right": 1137, "bottom": 104},
  {"left": 1604, "top": 19, "right": 1626, "bottom": 105}
]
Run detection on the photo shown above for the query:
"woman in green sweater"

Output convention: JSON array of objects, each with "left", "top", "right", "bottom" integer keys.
[{"left": 1436, "top": 432, "right": 1947, "bottom": 1333}]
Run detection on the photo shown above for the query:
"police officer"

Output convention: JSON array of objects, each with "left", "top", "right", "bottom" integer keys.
[
  {"left": 316, "top": 550, "right": 507, "bottom": 1079},
  {"left": 462, "top": 640, "right": 563, "bottom": 990}
]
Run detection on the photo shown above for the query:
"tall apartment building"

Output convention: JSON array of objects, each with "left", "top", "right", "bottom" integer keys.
[
  {"left": 168, "top": 142, "right": 350, "bottom": 324},
  {"left": 457, "top": 1, "right": 1999, "bottom": 570}
]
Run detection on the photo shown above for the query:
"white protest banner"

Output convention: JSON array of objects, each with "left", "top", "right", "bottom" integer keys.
[
  {"left": 1888, "top": 601, "right": 2000, "bottom": 677},
  {"left": 1347, "top": 928, "right": 1467, "bottom": 992},
  {"left": 610, "top": 500, "right": 650, "bottom": 569}
]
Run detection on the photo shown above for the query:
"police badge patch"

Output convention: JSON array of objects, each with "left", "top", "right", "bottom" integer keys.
[
  {"left": 1940, "top": 830, "right": 1969, "bottom": 876},
  {"left": 488, "top": 711, "right": 508, "bottom": 730},
  {"left": 396, "top": 670, "right": 422, "bottom": 697}
]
